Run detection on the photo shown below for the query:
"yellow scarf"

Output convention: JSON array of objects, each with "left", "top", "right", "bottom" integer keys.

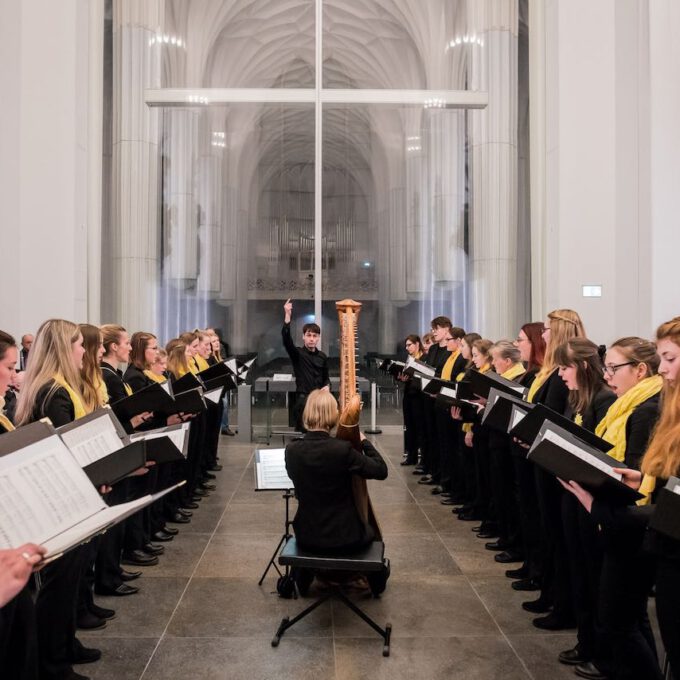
[
  {"left": 0, "top": 397, "right": 14, "bottom": 432},
  {"left": 194, "top": 355, "right": 210, "bottom": 372},
  {"left": 188, "top": 358, "right": 200, "bottom": 375},
  {"left": 527, "top": 368, "right": 554, "bottom": 404},
  {"left": 501, "top": 363, "right": 526, "bottom": 382},
  {"left": 441, "top": 350, "right": 460, "bottom": 381},
  {"left": 96, "top": 376, "right": 109, "bottom": 406},
  {"left": 595, "top": 375, "right": 663, "bottom": 463},
  {"left": 54, "top": 374, "right": 87, "bottom": 420},
  {"left": 144, "top": 369, "right": 167, "bottom": 384},
  {"left": 480, "top": 364, "right": 492, "bottom": 374},
  {"left": 637, "top": 474, "right": 656, "bottom": 506}
]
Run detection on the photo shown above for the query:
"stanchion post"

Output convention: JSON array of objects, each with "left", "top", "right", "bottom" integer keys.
[{"left": 364, "top": 381, "right": 382, "bottom": 434}]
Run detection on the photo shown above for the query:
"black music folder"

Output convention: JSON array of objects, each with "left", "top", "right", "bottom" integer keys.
[
  {"left": 129, "top": 423, "right": 190, "bottom": 464},
  {"left": 56, "top": 408, "right": 147, "bottom": 487},
  {"left": 434, "top": 384, "right": 479, "bottom": 420},
  {"left": 509, "top": 403, "right": 613, "bottom": 453},
  {"left": 387, "top": 361, "right": 405, "bottom": 378},
  {"left": 172, "top": 372, "right": 203, "bottom": 393},
  {"left": 649, "top": 476, "right": 680, "bottom": 540},
  {"left": 110, "top": 382, "right": 175, "bottom": 422},
  {"left": 170, "top": 388, "right": 206, "bottom": 415},
  {"left": 482, "top": 389, "right": 533, "bottom": 433},
  {"left": 529, "top": 422, "right": 642, "bottom": 503},
  {"left": 403, "top": 358, "right": 435, "bottom": 378},
  {"left": 419, "top": 376, "right": 456, "bottom": 396},
  {"left": 469, "top": 369, "right": 528, "bottom": 400}
]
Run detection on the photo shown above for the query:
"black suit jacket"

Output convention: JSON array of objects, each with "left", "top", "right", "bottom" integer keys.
[{"left": 285, "top": 431, "right": 388, "bottom": 551}]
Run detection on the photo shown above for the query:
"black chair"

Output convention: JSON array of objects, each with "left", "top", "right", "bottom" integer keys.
[{"left": 271, "top": 538, "right": 392, "bottom": 656}]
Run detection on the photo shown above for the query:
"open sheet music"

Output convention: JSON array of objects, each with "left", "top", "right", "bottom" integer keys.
[{"left": 254, "top": 448, "right": 294, "bottom": 490}]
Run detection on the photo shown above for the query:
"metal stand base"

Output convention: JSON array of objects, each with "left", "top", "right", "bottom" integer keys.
[
  {"left": 258, "top": 490, "right": 294, "bottom": 586},
  {"left": 271, "top": 587, "right": 392, "bottom": 657}
]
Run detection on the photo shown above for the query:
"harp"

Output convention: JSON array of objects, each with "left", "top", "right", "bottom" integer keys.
[{"left": 335, "top": 298, "right": 382, "bottom": 540}]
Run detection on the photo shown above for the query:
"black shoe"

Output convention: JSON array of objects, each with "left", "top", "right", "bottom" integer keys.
[
  {"left": 440, "top": 497, "right": 459, "bottom": 505},
  {"left": 522, "top": 596, "right": 551, "bottom": 613},
  {"left": 476, "top": 528, "right": 499, "bottom": 538},
  {"left": 152, "top": 530, "right": 174, "bottom": 542},
  {"left": 221, "top": 427, "right": 235, "bottom": 436},
  {"left": 120, "top": 569, "right": 141, "bottom": 581},
  {"left": 400, "top": 459, "right": 416, "bottom": 466},
  {"left": 532, "top": 613, "right": 576, "bottom": 631},
  {"left": 208, "top": 463, "right": 223, "bottom": 472},
  {"left": 458, "top": 510, "right": 481, "bottom": 522},
  {"left": 77, "top": 612, "right": 106, "bottom": 631},
  {"left": 199, "top": 482, "right": 216, "bottom": 491},
  {"left": 505, "top": 566, "right": 529, "bottom": 580},
  {"left": 574, "top": 662, "right": 607, "bottom": 679},
  {"left": 122, "top": 550, "right": 159, "bottom": 567},
  {"left": 413, "top": 466, "right": 426, "bottom": 474},
  {"left": 495, "top": 550, "right": 523, "bottom": 564},
  {"left": 65, "top": 671, "right": 90, "bottom": 680},
  {"left": 514, "top": 578, "right": 542, "bottom": 593},
  {"left": 179, "top": 504, "right": 197, "bottom": 512},
  {"left": 169, "top": 512, "right": 191, "bottom": 524},
  {"left": 417, "top": 475, "right": 433, "bottom": 484},
  {"left": 162, "top": 525, "right": 179, "bottom": 536},
  {"left": 203, "top": 472, "right": 217, "bottom": 480},
  {"left": 558, "top": 647, "right": 590, "bottom": 666},
  {"left": 485, "top": 540, "right": 509, "bottom": 551},
  {"left": 95, "top": 583, "right": 140, "bottom": 596},
  {"left": 193, "top": 488, "right": 209, "bottom": 497},
  {"left": 89, "top": 603, "right": 115, "bottom": 620},
  {"left": 143, "top": 543, "right": 164, "bottom": 556},
  {"left": 71, "top": 644, "right": 102, "bottom": 664},
  {"left": 430, "top": 485, "right": 444, "bottom": 495},
  {"left": 471, "top": 524, "right": 483, "bottom": 533}
]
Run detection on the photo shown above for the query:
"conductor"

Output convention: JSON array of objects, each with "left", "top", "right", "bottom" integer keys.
[{"left": 282, "top": 299, "right": 330, "bottom": 431}]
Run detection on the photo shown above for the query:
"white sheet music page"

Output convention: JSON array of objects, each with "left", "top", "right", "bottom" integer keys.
[
  {"left": 130, "top": 424, "right": 189, "bottom": 454},
  {"left": 59, "top": 413, "right": 124, "bottom": 467},
  {"left": 440, "top": 386, "right": 456, "bottom": 398},
  {"left": 204, "top": 387, "right": 223, "bottom": 404},
  {"left": 256, "top": 448, "right": 294, "bottom": 490},
  {"left": 272, "top": 374, "right": 293, "bottom": 381},
  {"left": 0, "top": 435, "right": 105, "bottom": 550},
  {"left": 511, "top": 407, "right": 528, "bottom": 429}
]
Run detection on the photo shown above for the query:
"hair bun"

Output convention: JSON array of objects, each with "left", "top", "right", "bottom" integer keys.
[{"left": 597, "top": 344, "right": 607, "bottom": 361}]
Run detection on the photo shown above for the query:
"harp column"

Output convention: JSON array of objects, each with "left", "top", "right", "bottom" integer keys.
[{"left": 110, "top": 0, "right": 163, "bottom": 333}]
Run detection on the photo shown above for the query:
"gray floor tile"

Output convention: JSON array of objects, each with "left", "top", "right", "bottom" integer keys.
[
  {"left": 194, "top": 533, "right": 285, "bottom": 579},
  {"left": 383, "top": 533, "right": 462, "bottom": 580},
  {"left": 144, "top": 532, "right": 211, "bottom": 577},
  {"left": 506, "top": 634, "right": 580, "bottom": 679},
  {"left": 215, "top": 502, "right": 288, "bottom": 534},
  {"left": 374, "top": 503, "right": 435, "bottom": 535},
  {"left": 334, "top": 636, "right": 531, "bottom": 680},
  {"left": 142, "top": 636, "right": 335, "bottom": 680},
  {"left": 85, "top": 638, "right": 158, "bottom": 680},
  {"left": 166, "top": 577, "right": 332, "bottom": 638}
]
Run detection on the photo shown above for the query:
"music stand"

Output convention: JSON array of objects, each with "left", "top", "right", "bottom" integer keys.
[{"left": 254, "top": 448, "right": 296, "bottom": 586}]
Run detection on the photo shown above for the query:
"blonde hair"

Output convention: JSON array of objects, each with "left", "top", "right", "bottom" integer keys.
[
  {"left": 79, "top": 323, "right": 105, "bottom": 413},
  {"left": 166, "top": 338, "right": 190, "bottom": 379},
  {"left": 16, "top": 319, "right": 86, "bottom": 425},
  {"left": 538, "top": 309, "right": 586, "bottom": 380},
  {"left": 641, "top": 317, "right": 680, "bottom": 479},
  {"left": 100, "top": 324, "right": 127, "bottom": 355},
  {"left": 302, "top": 389, "right": 340, "bottom": 431},
  {"left": 491, "top": 340, "right": 521, "bottom": 364}
]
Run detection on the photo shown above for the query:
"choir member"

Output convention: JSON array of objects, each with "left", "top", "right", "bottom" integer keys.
[{"left": 399, "top": 334, "right": 424, "bottom": 466}]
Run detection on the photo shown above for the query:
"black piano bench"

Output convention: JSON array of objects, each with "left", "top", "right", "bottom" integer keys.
[{"left": 271, "top": 538, "right": 392, "bottom": 657}]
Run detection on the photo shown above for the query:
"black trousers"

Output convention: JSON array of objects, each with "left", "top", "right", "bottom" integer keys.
[
  {"left": 534, "top": 467, "right": 573, "bottom": 617},
  {"left": 599, "top": 547, "right": 660, "bottom": 680},
  {"left": 460, "top": 429, "right": 477, "bottom": 503},
  {"left": 35, "top": 546, "right": 87, "bottom": 680},
  {"left": 402, "top": 389, "right": 423, "bottom": 462},
  {"left": 0, "top": 587, "right": 38, "bottom": 680},
  {"left": 421, "top": 396, "right": 439, "bottom": 480},
  {"left": 562, "top": 494, "right": 605, "bottom": 661},
  {"left": 513, "top": 454, "right": 542, "bottom": 580},
  {"left": 435, "top": 407, "right": 458, "bottom": 492},
  {"left": 96, "top": 482, "right": 126, "bottom": 589},
  {"left": 488, "top": 434, "right": 519, "bottom": 546},
  {"left": 656, "top": 557, "right": 680, "bottom": 679},
  {"left": 472, "top": 427, "right": 492, "bottom": 519}
]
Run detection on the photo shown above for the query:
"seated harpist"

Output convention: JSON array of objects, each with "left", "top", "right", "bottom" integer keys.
[{"left": 284, "top": 389, "right": 390, "bottom": 593}]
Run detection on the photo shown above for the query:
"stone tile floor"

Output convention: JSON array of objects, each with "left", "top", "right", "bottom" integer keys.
[{"left": 80, "top": 434, "right": 630, "bottom": 679}]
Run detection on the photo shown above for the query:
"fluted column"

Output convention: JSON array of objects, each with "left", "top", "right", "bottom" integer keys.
[
  {"left": 111, "top": 0, "right": 163, "bottom": 333},
  {"left": 468, "top": 0, "right": 519, "bottom": 338},
  {"left": 163, "top": 108, "right": 199, "bottom": 282}
]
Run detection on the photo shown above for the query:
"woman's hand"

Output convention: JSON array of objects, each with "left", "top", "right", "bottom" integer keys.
[
  {"left": 464, "top": 431, "right": 474, "bottom": 448},
  {"left": 612, "top": 468, "right": 643, "bottom": 491},
  {"left": 130, "top": 411, "right": 153, "bottom": 429},
  {"left": 0, "top": 545, "right": 47, "bottom": 606},
  {"left": 450, "top": 406, "right": 462, "bottom": 421},
  {"left": 166, "top": 414, "right": 183, "bottom": 426},
  {"left": 558, "top": 479, "right": 594, "bottom": 513},
  {"left": 359, "top": 431, "right": 366, "bottom": 442},
  {"left": 512, "top": 436, "right": 530, "bottom": 450},
  {"left": 98, "top": 484, "right": 112, "bottom": 495}
]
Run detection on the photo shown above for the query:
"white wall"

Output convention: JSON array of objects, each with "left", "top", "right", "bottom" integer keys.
[
  {"left": 533, "top": 0, "right": 680, "bottom": 345},
  {"left": 0, "top": 0, "right": 97, "bottom": 340}
]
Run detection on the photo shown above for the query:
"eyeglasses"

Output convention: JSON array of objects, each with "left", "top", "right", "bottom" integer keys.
[{"left": 603, "top": 361, "right": 635, "bottom": 377}]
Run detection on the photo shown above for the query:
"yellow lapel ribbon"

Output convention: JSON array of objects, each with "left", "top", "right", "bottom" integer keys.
[
  {"left": 54, "top": 374, "right": 87, "bottom": 420},
  {"left": 527, "top": 368, "right": 554, "bottom": 404},
  {"left": 501, "top": 363, "right": 526, "bottom": 382},
  {"left": 144, "top": 369, "right": 167, "bottom": 384},
  {"left": 441, "top": 350, "right": 460, "bottom": 381}
]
